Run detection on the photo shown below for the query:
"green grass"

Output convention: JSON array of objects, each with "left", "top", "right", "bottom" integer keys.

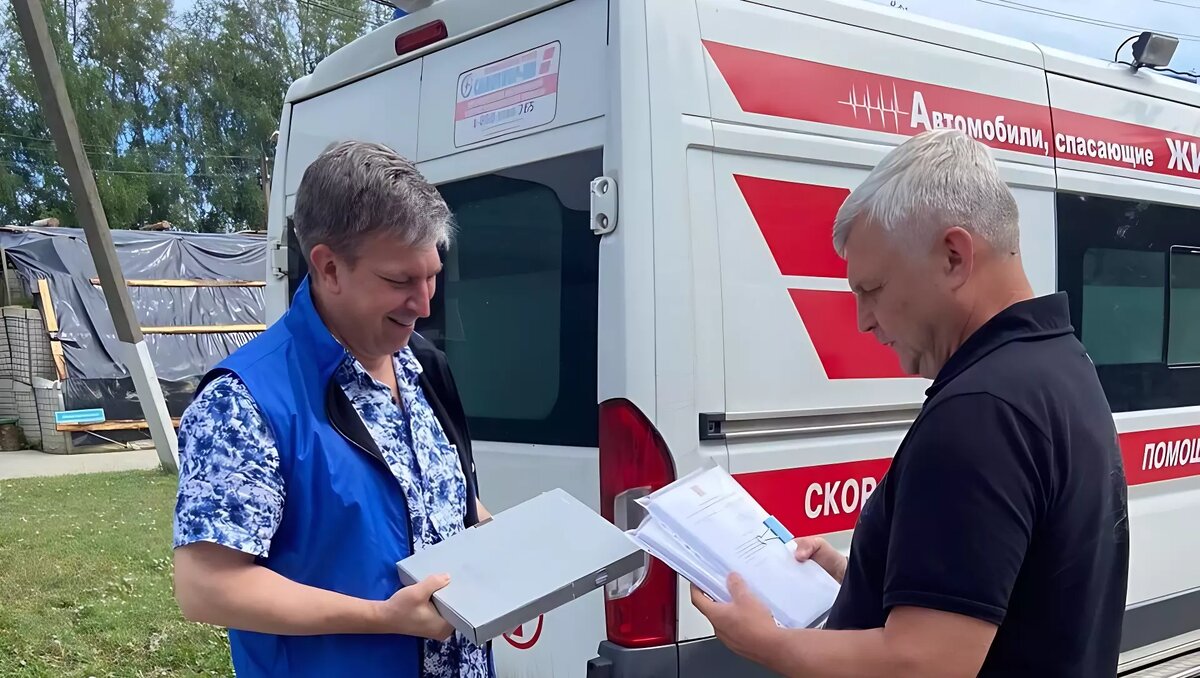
[{"left": 0, "top": 470, "right": 233, "bottom": 677}]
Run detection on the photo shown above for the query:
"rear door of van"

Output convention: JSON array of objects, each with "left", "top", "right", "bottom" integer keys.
[{"left": 274, "top": 1, "right": 611, "bottom": 675}]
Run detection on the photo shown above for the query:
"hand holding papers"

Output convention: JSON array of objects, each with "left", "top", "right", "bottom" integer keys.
[{"left": 628, "top": 465, "right": 841, "bottom": 629}]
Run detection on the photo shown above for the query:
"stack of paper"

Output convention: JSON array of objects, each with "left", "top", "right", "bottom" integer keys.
[{"left": 628, "top": 465, "right": 841, "bottom": 629}]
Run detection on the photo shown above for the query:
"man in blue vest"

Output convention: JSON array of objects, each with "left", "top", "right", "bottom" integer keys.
[{"left": 171, "top": 140, "right": 494, "bottom": 677}]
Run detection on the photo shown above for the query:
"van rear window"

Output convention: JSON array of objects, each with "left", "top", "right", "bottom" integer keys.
[{"left": 419, "top": 150, "right": 601, "bottom": 448}]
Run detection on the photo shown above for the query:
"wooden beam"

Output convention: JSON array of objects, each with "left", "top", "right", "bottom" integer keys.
[
  {"left": 90, "top": 278, "right": 265, "bottom": 288},
  {"left": 140, "top": 324, "right": 266, "bottom": 334},
  {"left": 49, "top": 341, "right": 67, "bottom": 381},
  {"left": 35, "top": 278, "right": 67, "bottom": 380},
  {"left": 36, "top": 278, "right": 58, "bottom": 332},
  {"left": 56, "top": 417, "right": 182, "bottom": 433}
]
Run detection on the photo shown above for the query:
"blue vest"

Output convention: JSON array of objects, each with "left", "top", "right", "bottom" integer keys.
[{"left": 196, "top": 276, "right": 460, "bottom": 677}]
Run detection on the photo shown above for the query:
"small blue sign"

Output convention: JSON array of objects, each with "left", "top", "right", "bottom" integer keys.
[{"left": 54, "top": 408, "right": 106, "bottom": 425}]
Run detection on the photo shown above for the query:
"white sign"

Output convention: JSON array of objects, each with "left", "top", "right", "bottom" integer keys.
[{"left": 454, "top": 42, "right": 560, "bottom": 148}]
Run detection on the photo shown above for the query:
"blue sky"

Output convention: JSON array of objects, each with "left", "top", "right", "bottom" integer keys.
[
  {"left": 868, "top": 0, "right": 1199, "bottom": 75},
  {"left": 168, "top": 0, "right": 1199, "bottom": 76}
]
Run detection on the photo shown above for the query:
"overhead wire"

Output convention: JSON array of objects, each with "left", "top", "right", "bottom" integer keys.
[
  {"left": 1153, "top": 0, "right": 1200, "bottom": 10},
  {"left": 0, "top": 158, "right": 251, "bottom": 179},
  {"left": 0, "top": 134, "right": 262, "bottom": 165},
  {"left": 976, "top": 0, "right": 1200, "bottom": 42},
  {"left": 296, "top": 0, "right": 385, "bottom": 28}
]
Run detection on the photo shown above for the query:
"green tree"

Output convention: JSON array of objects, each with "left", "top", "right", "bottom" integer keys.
[
  {"left": 1, "top": 0, "right": 180, "bottom": 229},
  {"left": 0, "top": 0, "right": 390, "bottom": 232},
  {"left": 0, "top": 0, "right": 95, "bottom": 227}
]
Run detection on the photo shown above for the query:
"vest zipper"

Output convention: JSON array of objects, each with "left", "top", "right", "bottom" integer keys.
[{"left": 325, "top": 388, "right": 423, "bottom": 678}]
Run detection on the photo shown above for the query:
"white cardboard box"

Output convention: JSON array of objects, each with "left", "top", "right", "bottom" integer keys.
[{"left": 397, "top": 488, "right": 643, "bottom": 646}]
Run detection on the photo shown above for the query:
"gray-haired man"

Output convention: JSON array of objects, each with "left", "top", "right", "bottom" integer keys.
[
  {"left": 171, "top": 141, "right": 495, "bottom": 678},
  {"left": 693, "top": 129, "right": 1129, "bottom": 677}
]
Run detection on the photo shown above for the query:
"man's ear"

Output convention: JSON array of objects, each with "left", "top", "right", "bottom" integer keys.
[
  {"left": 940, "top": 226, "right": 975, "bottom": 290},
  {"left": 308, "top": 244, "right": 344, "bottom": 294}
]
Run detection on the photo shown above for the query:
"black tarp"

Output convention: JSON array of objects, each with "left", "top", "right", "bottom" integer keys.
[{"left": 0, "top": 226, "right": 266, "bottom": 421}]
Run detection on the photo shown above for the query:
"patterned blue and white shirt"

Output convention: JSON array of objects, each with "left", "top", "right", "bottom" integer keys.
[{"left": 173, "top": 346, "right": 492, "bottom": 678}]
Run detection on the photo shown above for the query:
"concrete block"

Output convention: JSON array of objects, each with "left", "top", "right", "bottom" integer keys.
[
  {"left": 0, "top": 378, "right": 16, "bottom": 420},
  {"left": 11, "top": 381, "right": 39, "bottom": 448}
]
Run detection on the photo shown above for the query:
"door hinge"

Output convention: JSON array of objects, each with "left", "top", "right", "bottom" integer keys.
[
  {"left": 270, "top": 237, "right": 288, "bottom": 279},
  {"left": 590, "top": 176, "right": 618, "bottom": 235}
]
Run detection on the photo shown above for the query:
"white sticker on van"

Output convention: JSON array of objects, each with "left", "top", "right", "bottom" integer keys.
[{"left": 454, "top": 42, "right": 560, "bottom": 148}]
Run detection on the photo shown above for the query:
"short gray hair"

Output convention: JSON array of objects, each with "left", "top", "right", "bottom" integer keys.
[
  {"left": 292, "top": 140, "right": 453, "bottom": 261},
  {"left": 832, "top": 129, "right": 1019, "bottom": 257}
]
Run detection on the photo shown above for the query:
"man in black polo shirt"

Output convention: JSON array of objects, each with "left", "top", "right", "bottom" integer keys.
[{"left": 692, "top": 129, "right": 1130, "bottom": 677}]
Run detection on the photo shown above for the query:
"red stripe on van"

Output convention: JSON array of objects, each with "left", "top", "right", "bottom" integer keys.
[
  {"left": 1120, "top": 425, "right": 1200, "bottom": 485},
  {"left": 789, "top": 289, "right": 908, "bottom": 379},
  {"left": 735, "top": 428, "right": 1200, "bottom": 539},
  {"left": 1050, "top": 109, "right": 1200, "bottom": 182},
  {"left": 736, "top": 457, "right": 894, "bottom": 537},
  {"left": 734, "top": 175, "right": 849, "bottom": 279},
  {"left": 703, "top": 40, "right": 1200, "bottom": 183},
  {"left": 702, "top": 40, "right": 1054, "bottom": 157},
  {"left": 734, "top": 174, "right": 905, "bottom": 380}
]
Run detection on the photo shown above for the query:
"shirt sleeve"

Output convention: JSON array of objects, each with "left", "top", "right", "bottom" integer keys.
[
  {"left": 882, "top": 392, "right": 1047, "bottom": 626},
  {"left": 172, "top": 373, "right": 285, "bottom": 558}
]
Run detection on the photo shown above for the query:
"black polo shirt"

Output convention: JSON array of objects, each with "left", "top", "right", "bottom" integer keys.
[{"left": 826, "top": 293, "right": 1130, "bottom": 677}]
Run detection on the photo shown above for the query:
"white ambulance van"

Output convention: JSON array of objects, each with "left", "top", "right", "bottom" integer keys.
[{"left": 264, "top": 0, "right": 1200, "bottom": 675}]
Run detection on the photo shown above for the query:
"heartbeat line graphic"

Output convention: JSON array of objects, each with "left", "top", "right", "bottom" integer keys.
[{"left": 837, "top": 83, "right": 909, "bottom": 131}]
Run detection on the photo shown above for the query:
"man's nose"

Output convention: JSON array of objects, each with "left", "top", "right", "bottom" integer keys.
[
  {"left": 408, "top": 280, "right": 433, "bottom": 318},
  {"left": 856, "top": 301, "right": 876, "bottom": 335}
]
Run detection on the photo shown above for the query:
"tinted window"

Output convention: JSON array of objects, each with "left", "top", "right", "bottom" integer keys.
[
  {"left": 420, "top": 150, "right": 601, "bottom": 447},
  {"left": 1057, "top": 192, "right": 1200, "bottom": 411},
  {"left": 1169, "top": 247, "right": 1200, "bottom": 367},
  {"left": 1079, "top": 248, "right": 1163, "bottom": 366}
]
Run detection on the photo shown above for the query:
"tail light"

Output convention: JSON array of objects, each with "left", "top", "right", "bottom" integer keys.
[
  {"left": 394, "top": 20, "right": 447, "bottom": 56},
  {"left": 599, "top": 399, "right": 677, "bottom": 648}
]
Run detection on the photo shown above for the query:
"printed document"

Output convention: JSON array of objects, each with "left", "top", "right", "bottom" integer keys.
[{"left": 628, "top": 465, "right": 841, "bottom": 629}]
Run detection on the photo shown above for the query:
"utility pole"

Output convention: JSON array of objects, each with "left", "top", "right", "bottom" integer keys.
[{"left": 13, "top": 0, "right": 178, "bottom": 473}]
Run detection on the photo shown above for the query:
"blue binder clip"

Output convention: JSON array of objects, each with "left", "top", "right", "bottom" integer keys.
[{"left": 763, "top": 515, "right": 794, "bottom": 543}]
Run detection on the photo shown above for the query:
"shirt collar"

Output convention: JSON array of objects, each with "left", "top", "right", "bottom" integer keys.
[
  {"left": 338, "top": 346, "right": 424, "bottom": 393},
  {"left": 926, "top": 292, "right": 1075, "bottom": 397}
]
